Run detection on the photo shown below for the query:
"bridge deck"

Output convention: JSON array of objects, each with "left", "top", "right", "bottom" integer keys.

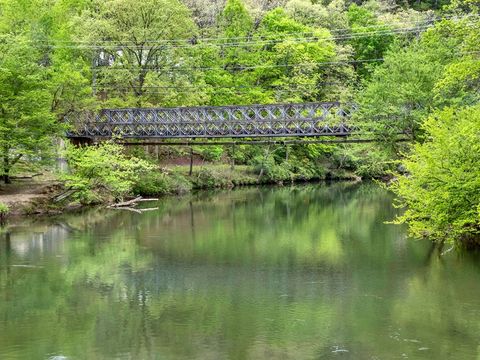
[{"left": 67, "top": 102, "right": 358, "bottom": 139}]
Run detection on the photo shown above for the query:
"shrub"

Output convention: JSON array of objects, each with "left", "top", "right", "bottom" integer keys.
[
  {"left": 195, "top": 146, "right": 224, "bottom": 162},
  {"left": 252, "top": 154, "right": 292, "bottom": 182},
  {"left": 391, "top": 106, "right": 480, "bottom": 247},
  {"left": 133, "top": 172, "right": 192, "bottom": 196},
  {"left": 62, "top": 141, "right": 153, "bottom": 204},
  {"left": 191, "top": 167, "right": 233, "bottom": 189},
  {"left": 332, "top": 144, "right": 397, "bottom": 179},
  {"left": 235, "top": 144, "right": 263, "bottom": 164},
  {"left": 0, "top": 202, "right": 9, "bottom": 220}
]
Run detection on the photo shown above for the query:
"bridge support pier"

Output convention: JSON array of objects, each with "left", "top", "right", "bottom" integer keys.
[
  {"left": 231, "top": 143, "right": 235, "bottom": 171},
  {"left": 189, "top": 147, "right": 194, "bottom": 176}
]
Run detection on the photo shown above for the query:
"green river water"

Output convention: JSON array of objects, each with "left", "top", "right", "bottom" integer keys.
[{"left": 0, "top": 182, "right": 479, "bottom": 359}]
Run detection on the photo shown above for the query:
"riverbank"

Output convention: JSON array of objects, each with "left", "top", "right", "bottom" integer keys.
[
  {"left": 0, "top": 164, "right": 359, "bottom": 217},
  {"left": 132, "top": 164, "right": 359, "bottom": 196},
  {"left": 0, "top": 179, "right": 63, "bottom": 216}
]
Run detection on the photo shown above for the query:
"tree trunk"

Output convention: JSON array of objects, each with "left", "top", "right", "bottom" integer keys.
[
  {"left": 2, "top": 147, "right": 10, "bottom": 184},
  {"left": 2, "top": 172, "right": 11, "bottom": 184}
]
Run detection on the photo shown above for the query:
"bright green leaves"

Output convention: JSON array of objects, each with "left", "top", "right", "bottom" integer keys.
[
  {"left": 195, "top": 0, "right": 350, "bottom": 106},
  {"left": 0, "top": 0, "right": 92, "bottom": 182},
  {"left": 346, "top": 3, "right": 394, "bottom": 78},
  {"left": 220, "top": 0, "right": 253, "bottom": 38},
  {"left": 256, "top": 8, "right": 337, "bottom": 103},
  {"left": 351, "top": 13, "right": 480, "bottom": 245},
  {"left": 392, "top": 105, "right": 480, "bottom": 247},
  {"left": 434, "top": 57, "right": 480, "bottom": 107},
  {"left": 0, "top": 35, "right": 57, "bottom": 181},
  {"left": 432, "top": 20, "right": 480, "bottom": 107},
  {"left": 62, "top": 141, "right": 154, "bottom": 204},
  {"left": 79, "top": 0, "right": 198, "bottom": 107},
  {"left": 354, "top": 17, "right": 479, "bottom": 145}
]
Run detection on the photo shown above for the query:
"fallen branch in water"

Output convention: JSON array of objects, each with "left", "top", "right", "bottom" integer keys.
[
  {"left": 115, "top": 206, "right": 143, "bottom": 213},
  {"left": 111, "top": 206, "right": 159, "bottom": 213},
  {"left": 109, "top": 196, "right": 142, "bottom": 208},
  {"left": 108, "top": 196, "right": 159, "bottom": 209}
]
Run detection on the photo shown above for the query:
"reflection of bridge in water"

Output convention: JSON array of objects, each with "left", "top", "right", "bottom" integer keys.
[{"left": 67, "top": 102, "right": 367, "bottom": 145}]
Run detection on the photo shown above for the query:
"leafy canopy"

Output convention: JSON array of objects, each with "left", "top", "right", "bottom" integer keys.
[
  {"left": 0, "top": 35, "right": 57, "bottom": 181},
  {"left": 391, "top": 105, "right": 480, "bottom": 247}
]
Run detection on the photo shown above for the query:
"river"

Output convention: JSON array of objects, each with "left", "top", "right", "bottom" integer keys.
[{"left": 0, "top": 182, "right": 479, "bottom": 359}]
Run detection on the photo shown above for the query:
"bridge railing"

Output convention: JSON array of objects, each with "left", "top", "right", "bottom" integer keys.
[{"left": 66, "top": 102, "right": 359, "bottom": 139}]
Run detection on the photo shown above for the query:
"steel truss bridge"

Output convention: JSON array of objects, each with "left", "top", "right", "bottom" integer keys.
[{"left": 66, "top": 102, "right": 374, "bottom": 145}]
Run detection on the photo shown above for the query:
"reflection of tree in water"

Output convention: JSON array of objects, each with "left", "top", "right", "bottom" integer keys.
[
  {"left": 116, "top": 182, "right": 409, "bottom": 269},
  {"left": 1, "top": 184, "right": 479, "bottom": 359}
]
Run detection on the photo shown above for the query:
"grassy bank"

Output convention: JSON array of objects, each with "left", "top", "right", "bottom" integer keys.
[
  {"left": 0, "top": 162, "right": 358, "bottom": 217},
  {"left": 132, "top": 164, "right": 358, "bottom": 197}
]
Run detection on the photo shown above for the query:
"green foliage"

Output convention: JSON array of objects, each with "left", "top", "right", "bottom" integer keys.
[
  {"left": 0, "top": 34, "right": 58, "bottom": 183},
  {"left": 78, "top": 0, "right": 201, "bottom": 107},
  {"left": 220, "top": 0, "right": 253, "bottom": 38},
  {"left": 346, "top": 3, "right": 394, "bottom": 78},
  {"left": 433, "top": 21, "right": 480, "bottom": 107},
  {"left": 354, "top": 18, "right": 476, "bottom": 145},
  {"left": 434, "top": 56, "right": 480, "bottom": 107},
  {"left": 0, "top": 202, "right": 9, "bottom": 216},
  {"left": 333, "top": 144, "right": 398, "bottom": 178},
  {"left": 0, "top": 0, "right": 91, "bottom": 182},
  {"left": 195, "top": 145, "right": 224, "bottom": 162},
  {"left": 132, "top": 171, "right": 192, "bottom": 196},
  {"left": 285, "top": 0, "right": 348, "bottom": 29},
  {"left": 191, "top": 167, "right": 234, "bottom": 188},
  {"left": 351, "top": 15, "right": 479, "bottom": 186},
  {"left": 255, "top": 8, "right": 338, "bottom": 102},
  {"left": 252, "top": 152, "right": 292, "bottom": 182},
  {"left": 231, "top": 144, "right": 263, "bottom": 164},
  {"left": 62, "top": 142, "right": 153, "bottom": 204},
  {"left": 391, "top": 105, "right": 480, "bottom": 247}
]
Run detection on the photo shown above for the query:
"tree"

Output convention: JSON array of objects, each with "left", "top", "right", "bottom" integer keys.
[
  {"left": 199, "top": 0, "right": 266, "bottom": 106},
  {"left": 79, "top": 0, "right": 202, "bottom": 107},
  {"left": 346, "top": 3, "right": 394, "bottom": 78},
  {"left": 353, "top": 18, "right": 471, "bottom": 146},
  {"left": 47, "top": 0, "right": 95, "bottom": 119},
  {"left": 0, "top": 35, "right": 57, "bottom": 183},
  {"left": 253, "top": 7, "right": 342, "bottom": 103},
  {"left": 433, "top": 20, "right": 480, "bottom": 108},
  {"left": 391, "top": 105, "right": 480, "bottom": 247}
]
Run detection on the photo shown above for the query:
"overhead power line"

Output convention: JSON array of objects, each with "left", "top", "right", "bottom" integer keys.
[
  {"left": 26, "top": 15, "right": 479, "bottom": 51},
  {"left": 94, "top": 81, "right": 344, "bottom": 90},
  {"left": 90, "top": 51, "right": 479, "bottom": 93},
  {"left": 28, "top": 13, "right": 478, "bottom": 46},
  {"left": 34, "top": 25, "right": 442, "bottom": 50},
  {"left": 91, "top": 58, "right": 386, "bottom": 72},
  {"left": 89, "top": 50, "right": 478, "bottom": 74},
  {"left": 93, "top": 81, "right": 347, "bottom": 94}
]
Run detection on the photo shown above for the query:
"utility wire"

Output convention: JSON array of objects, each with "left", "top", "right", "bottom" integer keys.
[
  {"left": 35, "top": 25, "right": 441, "bottom": 49},
  {"left": 28, "top": 15, "right": 480, "bottom": 51},
  {"left": 90, "top": 52, "right": 479, "bottom": 93},
  {"left": 88, "top": 50, "right": 479, "bottom": 73},
  {"left": 28, "top": 13, "right": 478, "bottom": 45},
  {"left": 94, "top": 82, "right": 344, "bottom": 90},
  {"left": 91, "top": 58, "right": 386, "bottom": 72}
]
